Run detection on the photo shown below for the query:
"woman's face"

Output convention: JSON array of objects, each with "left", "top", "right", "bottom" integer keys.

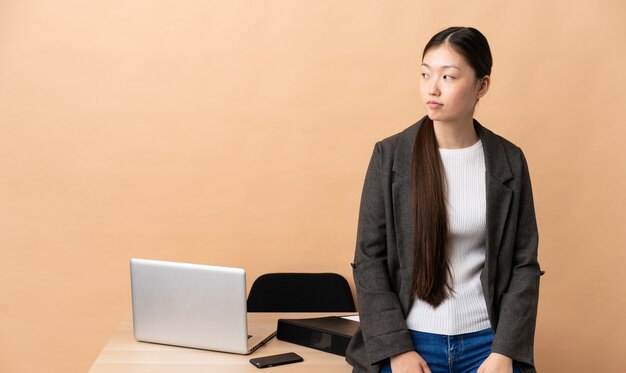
[{"left": 419, "top": 44, "right": 489, "bottom": 125}]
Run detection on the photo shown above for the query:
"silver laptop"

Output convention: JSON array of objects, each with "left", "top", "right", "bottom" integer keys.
[{"left": 130, "top": 258, "right": 276, "bottom": 354}]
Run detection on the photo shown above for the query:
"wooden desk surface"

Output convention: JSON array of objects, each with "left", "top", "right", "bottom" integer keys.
[{"left": 89, "top": 313, "right": 354, "bottom": 372}]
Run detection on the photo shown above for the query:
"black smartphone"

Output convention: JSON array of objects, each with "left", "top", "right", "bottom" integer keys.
[{"left": 250, "top": 352, "right": 304, "bottom": 368}]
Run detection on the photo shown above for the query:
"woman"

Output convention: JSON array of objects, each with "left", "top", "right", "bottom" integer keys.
[{"left": 346, "top": 27, "right": 542, "bottom": 373}]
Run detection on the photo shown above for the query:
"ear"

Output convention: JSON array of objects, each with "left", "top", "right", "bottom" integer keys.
[{"left": 476, "top": 75, "right": 490, "bottom": 100}]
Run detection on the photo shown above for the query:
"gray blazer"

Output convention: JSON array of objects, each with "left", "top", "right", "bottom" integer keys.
[{"left": 346, "top": 117, "right": 542, "bottom": 373}]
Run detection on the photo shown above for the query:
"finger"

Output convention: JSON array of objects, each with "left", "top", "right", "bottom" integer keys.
[{"left": 419, "top": 360, "right": 432, "bottom": 373}]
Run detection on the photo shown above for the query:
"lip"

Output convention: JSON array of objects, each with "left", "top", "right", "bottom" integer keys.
[{"left": 426, "top": 101, "right": 443, "bottom": 109}]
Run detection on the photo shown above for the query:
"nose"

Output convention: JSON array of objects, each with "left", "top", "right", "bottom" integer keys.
[{"left": 428, "top": 79, "right": 440, "bottom": 96}]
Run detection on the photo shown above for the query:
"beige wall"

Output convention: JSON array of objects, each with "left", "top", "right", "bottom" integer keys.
[{"left": 1, "top": 1, "right": 625, "bottom": 372}]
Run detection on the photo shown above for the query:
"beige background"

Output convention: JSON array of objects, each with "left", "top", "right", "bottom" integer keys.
[{"left": 1, "top": 1, "right": 625, "bottom": 372}]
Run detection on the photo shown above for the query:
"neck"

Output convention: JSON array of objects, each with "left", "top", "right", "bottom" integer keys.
[{"left": 433, "top": 118, "right": 479, "bottom": 149}]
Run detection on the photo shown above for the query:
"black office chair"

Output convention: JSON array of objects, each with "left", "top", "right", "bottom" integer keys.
[{"left": 247, "top": 273, "right": 356, "bottom": 312}]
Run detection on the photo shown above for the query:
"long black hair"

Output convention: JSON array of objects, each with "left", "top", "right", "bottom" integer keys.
[{"left": 410, "top": 27, "right": 492, "bottom": 307}]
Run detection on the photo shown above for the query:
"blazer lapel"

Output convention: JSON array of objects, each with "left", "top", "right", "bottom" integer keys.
[
  {"left": 391, "top": 120, "right": 422, "bottom": 306},
  {"left": 475, "top": 121, "right": 514, "bottom": 310}
]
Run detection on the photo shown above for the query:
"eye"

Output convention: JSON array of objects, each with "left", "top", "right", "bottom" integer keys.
[
  {"left": 443, "top": 75, "right": 455, "bottom": 80},
  {"left": 420, "top": 73, "right": 429, "bottom": 79}
]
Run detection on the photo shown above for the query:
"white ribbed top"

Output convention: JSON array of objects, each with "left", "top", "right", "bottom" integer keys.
[{"left": 405, "top": 139, "right": 491, "bottom": 335}]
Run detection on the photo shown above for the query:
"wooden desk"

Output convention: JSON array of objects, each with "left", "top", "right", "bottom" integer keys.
[{"left": 89, "top": 313, "right": 354, "bottom": 372}]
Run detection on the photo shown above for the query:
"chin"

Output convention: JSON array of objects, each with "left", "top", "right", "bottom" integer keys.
[{"left": 426, "top": 112, "right": 442, "bottom": 121}]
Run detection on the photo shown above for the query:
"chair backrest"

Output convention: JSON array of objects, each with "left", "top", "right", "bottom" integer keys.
[{"left": 247, "top": 273, "right": 356, "bottom": 312}]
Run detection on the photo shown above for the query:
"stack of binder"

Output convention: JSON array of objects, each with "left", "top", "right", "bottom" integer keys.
[{"left": 276, "top": 316, "right": 359, "bottom": 357}]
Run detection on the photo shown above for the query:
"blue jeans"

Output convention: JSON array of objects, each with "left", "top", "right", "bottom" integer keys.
[{"left": 379, "top": 328, "right": 521, "bottom": 373}]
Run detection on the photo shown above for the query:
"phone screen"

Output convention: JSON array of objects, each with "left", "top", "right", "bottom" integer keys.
[{"left": 250, "top": 352, "right": 304, "bottom": 368}]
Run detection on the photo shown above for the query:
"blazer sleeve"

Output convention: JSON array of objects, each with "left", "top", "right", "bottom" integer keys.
[
  {"left": 491, "top": 150, "right": 542, "bottom": 367},
  {"left": 352, "top": 143, "right": 415, "bottom": 365}
]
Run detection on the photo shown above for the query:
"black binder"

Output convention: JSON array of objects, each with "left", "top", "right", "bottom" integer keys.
[{"left": 276, "top": 316, "right": 359, "bottom": 357}]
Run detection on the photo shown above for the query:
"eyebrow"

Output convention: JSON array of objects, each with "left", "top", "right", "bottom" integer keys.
[{"left": 421, "top": 63, "right": 462, "bottom": 71}]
